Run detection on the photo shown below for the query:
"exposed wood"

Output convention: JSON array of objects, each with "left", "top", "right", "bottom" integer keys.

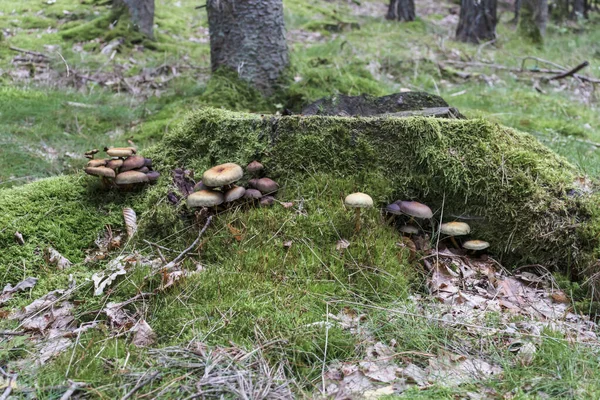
[{"left": 546, "top": 61, "right": 589, "bottom": 81}]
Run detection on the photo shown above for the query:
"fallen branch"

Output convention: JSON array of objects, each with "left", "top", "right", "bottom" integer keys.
[
  {"left": 59, "top": 381, "right": 86, "bottom": 400},
  {"left": 9, "top": 46, "right": 49, "bottom": 59},
  {"left": 0, "top": 369, "right": 16, "bottom": 400},
  {"left": 546, "top": 61, "right": 590, "bottom": 81},
  {"left": 120, "top": 372, "right": 160, "bottom": 400},
  {"left": 162, "top": 216, "right": 212, "bottom": 270},
  {"left": 0, "top": 331, "right": 26, "bottom": 336}
]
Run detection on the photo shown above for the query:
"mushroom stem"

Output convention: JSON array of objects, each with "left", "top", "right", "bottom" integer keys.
[
  {"left": 354, "top": 208, "right": 362, "bottom": 233},
  {"left": 449, "top": 236, "right": 460, "bottom": 249}
]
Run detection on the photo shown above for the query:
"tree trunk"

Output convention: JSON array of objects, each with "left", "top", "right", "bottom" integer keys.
[
  {"left": 207, "top": 0, "right": 289, "bottom": 96},
  {"left": 518, "top": 0, "right": 548, "bottom": 44},
  {"left": 553, "top": 0, "right": 570, "bottom": 21},
  {"left": 572, "top": 0, "right": 586, "bottom": 18},
  {"left": 113, "top": 0, "right": 154, "bottom": 38},
  {"left": 386, "top": 0, "right": 416, "bottom": 21},
  {"left": 456, "top": 0, "right": 498, "bottom": 44}
]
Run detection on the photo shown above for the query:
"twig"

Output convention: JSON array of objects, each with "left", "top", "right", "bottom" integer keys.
[
  {"left": 56, "top": 52, "right": 70, "bottom": 77},
  {"left": 59, "top": 381, "right": 86, "bottom": 400},
  {"left": 162, "top": 216, "right": 212, "bottom": 270},
  {"left": 0, "top": 372, "right": 16, "bottom": 400},
  {"left": 521, "top": 56, "right": 566, "bottom": 71},
  {"left": 9, "top": 46, "right": 48, "bottom": 58},
  {"left": 65, "top": 101, "right": 94, "bottom": 109},
  {"left": 120, "top": 372, "right": 160, "bottom": 400},
  {"left": 546, "top": 61, "right": 590, "bottom": 81},
  {"left": 0, "top": 331, "right": 26, "bottom": 336}
]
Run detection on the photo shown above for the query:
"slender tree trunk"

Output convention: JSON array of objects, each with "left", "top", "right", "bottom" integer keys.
[
  {"left": 571, "top": 0, "right": 586, "bottom": 18},
  {"left": 113, "top": 0, "right": 154, "bottom": 38},
  {"left": 518, "top": 0, "right": 548, "bottom": 44},
  {"left": 512, "top": 0, "right": 522, "bottom": 23},
  {"left": 207, "top": 0, "right": 289, "bottom": 96},
  {"left": 553, "top": 0, "right": 570, "bottom": 21},
  {"left": 386, "top": 0, "right": 416, "bottom": 21},
  {"left": 456, "top": 0, "right": 498, "bottom": 44}
]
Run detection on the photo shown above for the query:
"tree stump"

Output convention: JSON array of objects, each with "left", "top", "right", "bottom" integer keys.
[{"left": 386, "top": 0, "right": 416, "bottom": 22}]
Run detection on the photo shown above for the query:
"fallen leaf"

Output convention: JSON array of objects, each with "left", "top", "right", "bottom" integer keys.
[
  {"left": 38, "top": 337, "right": 72, "bottom": 364},
  {"left": 130, "top": 319, "right": 156, "bottom": 347},
  {"left": 336, "top": 239, "right": 350, "bottom": 251},
  {"left": 1, "top": 277, "right": 38, "bottom": 304},
  {"left": 92, "top": 256, "right": 129, "bottom": 296},
  {"left": 398, "top": 363, "right": 428, "bottom": 386},
  {"left": 359, "top": 361, "right": 398, "bottom": 383},
  {"left": 363, "top": 385, "right": 395, "bottom": 399},
  {"left": 123, "top": 208, "right": 138, "bottom": 239},
  {"left": 427, "top": 355, "right": 502, "bottom": 386},
  {"left": 551, "top": 291, "right": 569, "bottom": 304},
  {"left": 44, "top": 247, "right": 72, "bottom": 269},
  {"left": 227, "top": 223, "right": 243, "bottom": 241},
  {"left": 104, "top": 302, "right": 136, "bottom": 329}
]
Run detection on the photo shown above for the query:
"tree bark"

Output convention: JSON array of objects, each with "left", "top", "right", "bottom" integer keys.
[
  {"left": 207, "top": 0, "right": 289, "bottom": 96},
  {"left": 113, "top": 0, "right": 154, "bottom": 38},
  {"left": 386, "top": 0, "right": 416, "bottom": 22},
  {"left": 456, "top": 0, "right": 498, "bottom": 44},
  {"left": 553, "top": 0, "right": 570, "bottom": 21},
  {"left": 511, "top": 0, "right": 522, "bottom": 23},
  {"left": 518, "top": 0, "right": 548, "bottom": 44},
  {"left": 571, "top": 0, "right": 586, "bottom": 18}
]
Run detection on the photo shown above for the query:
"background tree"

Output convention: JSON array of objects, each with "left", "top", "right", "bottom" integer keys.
[
  {"left": 456, "top": 0, "right": 498, "bottom": 44},
  {"left": 386, "top": 0, "right": 416, "bottom": 22},
  {"left": 571, "top": 0, "right": 586, "bottom": 18},
  {"left": 113, "top": 0, "right": 155, "bottom": 38},
  {"left": 518, "top": 0, "right": 548, "bottom": 44},
  {"left": 552, "top": 0, "right": 570, "bottom": 21},
  {"left": 206, "top": 0, "right": 289, "bottom": 95}
]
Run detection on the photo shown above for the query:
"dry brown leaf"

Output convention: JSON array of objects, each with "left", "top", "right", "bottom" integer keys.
[
  {"left": 427, "top": 355, "right": 502, "bottom": 386},
  {"left": 227, "top": 223, "right": 243, "bottom": 241},
  {"left": 130, "top": 319, "right": 156, "bottom": 347},
  {"left": 123, "top": 207, "right": 138, "bottom": 239},
  {"left": 44, "top": 247, "right": 72, "bottom": 269},
  {"left": 1, "top": 277, "right": 38, "bottom": 304},
  {"left": 551, "top": 291, "right": 569, "bottom": 304}
]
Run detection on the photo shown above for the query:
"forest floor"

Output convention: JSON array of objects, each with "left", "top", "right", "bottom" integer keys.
[{"left": 2, "top": 0, "right": 600, "bottom": 398}]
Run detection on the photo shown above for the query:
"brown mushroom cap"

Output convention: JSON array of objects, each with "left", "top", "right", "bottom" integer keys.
[
  {"left": 203, "top": 163, "right": 243, "bottom": 187},
  {"left": 440, "top": 222, "right": 471, "bottom": 236},
  {"left": 251, "top": 177, "right": 279, "bottom": 194},
  {"left": 246, "top": 160, "right": 264, "bottom": 173},
  {"left": 244, "top": 188, "right": 263, "bottom": 200},
  {"left": 397, "top": 201, "right": 433, "bottom": 219},
  {"left": 121, "top": 155, "right": 146, "bottom": 172},
  {"left": 106, "top": 147, "right": 136, "bottom": 157},
  {"left": 344, "top": 193, "right": 373, "bottom": 208},
  {"left": 463, "top": 240, "right": 490, "bottom": 251},
  {"left": 87, "top": 159, "right": 107, "bottom": 168},
  {"left": 224, "top": 186, "right": 246, "bottom": 202},
  {"left": 144, "top": 158, "right": 153, "bottom": 167},
  {"left": 135, "top": 166, "right": 150, "bottom": 174},
  {"left": 187, "top": 189, "right": 224, "bottom": 208},
  {"left": 146, "top": 171, "right": 160, "bottom": 182},
  {"left": 260, "top": 195, "right": 275, "bottom": 206},
  {"left": 85, "top": 166, "right": 116, "bottom": 178},
  {"left": 106, "top": 159, "right": 124, "bottom": 170},
  {"left": 115, "top": 171, "right": 149, "bottom": 185},
  {"left": 193, "top": 181, "right": 208, "bottom": 192}
]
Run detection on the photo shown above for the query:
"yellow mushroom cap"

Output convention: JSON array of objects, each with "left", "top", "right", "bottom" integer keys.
[
  {"left": 440, "top": 222, "right": 471, "bottom": 236},
  {"left": 463, "top": 240, "right": 490, "bottom": 251},
  {"left": 115, "top": 171, "right": 149, "bottom": 185},
  {"left": 85, "top": 166, "right": 116, "bottom": 178},
  {"left": 344, "top": 193, "right": 373, "bottom": 208},
  {"left": 106, "top": 147, "right": 135, "bottom": 157},
  {"left": 202, "top": 163, "right": 243, "bottom": 187},
  {"left": 86, "top": 159, "right": 107, "bottom": 168},
  {"left": 187, "top": 190, "right": 224, "bottom": 208},
  {"left": 120, "top": 155, "right": 146, "bottom": 172}
]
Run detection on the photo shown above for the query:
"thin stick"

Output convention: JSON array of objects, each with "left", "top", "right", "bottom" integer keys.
[
  {"left": 59, "top": 381, "right": 85, "bottom": 400},
  {"left": 0, "top": 331, "right": 26, "bottom": 336},
  {"left": 120, "top": 372, "right": 160, "bottom": 400},
  {"left": 547, "top": 61, "right": 590, "bottom": 81},
  {"left": 162, "top": 216, "right": 212, "bottom": 270},
  {"left": 0, "top": 373, "right": 16, "bottom": 400},
  {"left": 9, "top": 46, "right": 48, "bottom": 58},
  {"left": 321, "top": 302, "right": 329, "bottom": 395}
]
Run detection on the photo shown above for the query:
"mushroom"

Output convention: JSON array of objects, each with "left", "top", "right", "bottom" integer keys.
[
  {"left": 144, "top": 158, "right": 153, "bottom": 168},
  {"left": 462, "top": 240, "right": 490, "bottom": 254},
  {"left": 440, "top": 222, "right": 471, "bottom": 249},
  {"left": 260, "top": 195, "right": 275, "bottom": 207},
  {"left": 396, "top": 201, "right": 433, "bottom": 219},
  {"left": 385, "top": 202, "right": 402, "bottom": 224},
  {"left": 105, "top": 147, "right": 136, "bottom": 158},
  {"left": 224, "top": 186, "right": 246, "bottom": 203},
  {"left": 203, "top": 163, "right": 243, "bottom": 188},
  {"left": 344, "top": 192, "right": 373, "bottom": 232},
  {"left": 250, "top": 177, "right": 279, "bottom": 194},
  {"left": 399, "top": 225, "right": 419, "bottom": 235},
  {"left": 115, "top": 171, "right": 149, "bottom": 187},
  {"left": 146, "top": 171, "right": 160, "bottom": 183},
  {"left": 87, "top": 159, "right": 107, "bottom": 168},
  {"left": 84, "top": 149, "right": 99, "bottom": 159},
  {"left": 246, "top": 160, "right": 264, "bottom": 175},
  {"left": 120, "top": 155, "right": 146, "bottom": 172},
  {"left": 106, "top": 159, "right": 124, "bottom": 170},
  {"left": 135, "top": 166, "right": 150, "bottom": 174},
  {"left": 85, "top": 166, "right": 116, "bottom": 179},
  {"left": 193, "top": 181, "right": 208, "bottom": 192},
  {"left": 244, "top": 188, "right": 263, "bottom": 201},
  {"left": 187, "top": 189, "right": 224, "bottom": 209}
]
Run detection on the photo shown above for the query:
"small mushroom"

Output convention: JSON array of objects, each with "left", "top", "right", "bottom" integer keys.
[
  {"left": 385, "top": 202, "right": 402, "bottom": 224},
  {"left": 440, "top": 222, "right": 471, "bottom": 249},
  {"left": 85, "top": 149, "right": 99, "bottom": 159},
  {"left": 120, "top": 155, "right": 146, "bottom": 172},
  {"left": 462, "top": 240, "right": 490, "bottom": 253},
  {"left": 224, "top": 186, "right": 246, "bottom": 203},
  {"left": 250, "top": 177, "right": 279, "bottom": 194},
  {"left": 105, "top": 147, "right": 136, "bottom": 158},
  {"left": 396, "top": 201, "right": 433, "bottom": 219},
  {"left": 246, "top": 160, "right": 264, "bottom": 175},
  {"left": 187, "top": 189, "right": 224, "bottom": 208},
  {"left": 193, "top": 181, "right": 208, "bottom": 192},
  {"left": 106, "top": 159, "right": 124, "bottom": 170},
  {"left": 85, "top": 166, "right": 116, "bottom": 179},
  {"left": 144, "top": 158, "right": 153, "bottom": 167},
  {"left": 344, "top": 192, "right": 373, "bottom": 232},
  {"left": 146, "top": 171, "right": 160, "bottom": 183},
  {"left": 244, "top": 188, "right": 263, "bottom": 201},
  {"left": 87, "top": 159, "right": 107, "bottom": 168},
  {"left": 203, "top": 163, "right": 243, "bottom": 187},
  {"left": 135, "top": 166, "right": 150, "bottom": 174},
  {"left": 115, "top": 171, "right": 149, "bottom": 186},
  {"left": 260, "top": 195, "right": 275, "bottom": 207},
  {"left": 399, "top": 225, "right": 419, "bottom": 235}
]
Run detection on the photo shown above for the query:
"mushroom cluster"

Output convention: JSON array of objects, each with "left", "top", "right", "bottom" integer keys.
[
  {"left": 84, "top": 147, "right": 159, "bottom": 189},
  {"left": 385, "top": 199, "right": 490, "bottom": 254},
  {"left": 186, "top": 161, "right": 280, "bottom": 211}
]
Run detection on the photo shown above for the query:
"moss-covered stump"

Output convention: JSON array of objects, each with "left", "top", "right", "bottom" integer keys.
[{"left": 150, "top": 108, "right": 600, "bottom": 281}]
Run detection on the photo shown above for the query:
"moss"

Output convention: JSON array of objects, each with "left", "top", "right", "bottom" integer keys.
[
  {"left": 148, "top": 108, "right": 600, "bottom": 280},
  {"left": 518, "top": 5, "right": 544, "bottom": 46},
  {"left": 60, "top": 8, "right": 146, "bottom": 46}
]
